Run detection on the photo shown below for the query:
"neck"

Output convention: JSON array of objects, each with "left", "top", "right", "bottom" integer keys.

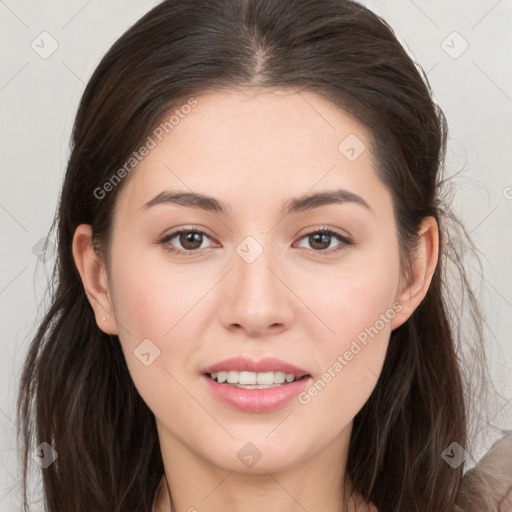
[{"left": 154, "top": 422, "right": 368, "bottom": 512}]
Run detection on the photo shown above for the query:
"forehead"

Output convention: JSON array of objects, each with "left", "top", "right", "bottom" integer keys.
[
  {"left": 161, "top": 87, "right": 366, "bottom": 150},
  {"left": 115, "top": 87, "right": 383, "bottom": 214}
]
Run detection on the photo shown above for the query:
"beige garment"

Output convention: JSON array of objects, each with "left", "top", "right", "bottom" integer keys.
[
  {"left": 454, "top": 430, "right": 512, "bottom": 512},
  {"left": 152, "top": 431, "right": 512, "bottom": 512}
]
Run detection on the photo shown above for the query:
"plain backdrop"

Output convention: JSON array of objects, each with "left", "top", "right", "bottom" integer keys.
[{"left": 1, "top": 0, "right": 511, "bottom": 509}]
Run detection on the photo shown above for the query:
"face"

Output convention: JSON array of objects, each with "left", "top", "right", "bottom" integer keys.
[{"left": 87, "top": 88, "right": 412, "bottom": 474}]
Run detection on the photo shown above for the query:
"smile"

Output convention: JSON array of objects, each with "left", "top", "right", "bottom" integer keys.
[{"left": 208, "top": 370, "right": 308, "bottom": 389}]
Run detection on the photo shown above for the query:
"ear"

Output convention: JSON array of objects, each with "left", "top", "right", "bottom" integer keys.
[
  {"left": 391, "top": 216, "right": 439, "bottom": 330},
  {"left": 72, "top": 224, "right": 118, "bottom": 335}
]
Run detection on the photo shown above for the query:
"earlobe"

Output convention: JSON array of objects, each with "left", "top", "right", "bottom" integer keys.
[
  {"left": 71, "top": 224, "right": 118, "bottom": 335},
  {"left": 391, "top": 216, "right": 439, "bottom": 330}
]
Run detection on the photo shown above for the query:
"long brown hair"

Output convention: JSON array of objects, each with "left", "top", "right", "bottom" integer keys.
[{"left": 17, "top": 0, "right": 490, "bottom": 510}]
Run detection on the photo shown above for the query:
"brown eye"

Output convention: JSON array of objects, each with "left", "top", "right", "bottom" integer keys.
[
  {"left": 160, "top": 228, "right": 215, "bottom": 255},
  {"left": 295, "top": 229, "right": 353, "bottom": 254},
  {"left": 308, "top": 232, "right": 333, "bottom": 250},
  {"left": 178, "top": 231, "right": 204, "bottom": 250}
]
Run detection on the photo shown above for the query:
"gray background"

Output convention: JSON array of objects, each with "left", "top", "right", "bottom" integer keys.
[{"left": 1, "top": 0, "right": 511, "bottom": 509}]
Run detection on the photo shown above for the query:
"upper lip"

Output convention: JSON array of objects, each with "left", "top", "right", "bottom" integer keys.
[{"left": 202, "top": 357, "right": 310, "bottom": 378}]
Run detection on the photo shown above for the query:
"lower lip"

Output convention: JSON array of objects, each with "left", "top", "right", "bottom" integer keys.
[{"left": 202, "top": 374, "right": 312, "bottom": 412}]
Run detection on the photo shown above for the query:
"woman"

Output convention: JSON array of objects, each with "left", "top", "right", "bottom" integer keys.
[{"left": 17, "top": 0, "right": 512, "bottom": 511}]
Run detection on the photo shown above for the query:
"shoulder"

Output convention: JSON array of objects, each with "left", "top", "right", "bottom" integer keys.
[{"left": 456, "top": 430, "right": 512, "bottom": 511}]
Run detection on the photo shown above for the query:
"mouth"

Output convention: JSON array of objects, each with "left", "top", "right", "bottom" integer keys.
[
  {"left": 205, "top": 370, "right": 311, "bottom": 389},
  {"left": 202, "top": 369, "right": 313, "bottom": 412}
]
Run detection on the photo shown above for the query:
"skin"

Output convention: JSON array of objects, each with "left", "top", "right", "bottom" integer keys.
[{"left": 72, "top": 88, "right": 438, "bottom": 512}]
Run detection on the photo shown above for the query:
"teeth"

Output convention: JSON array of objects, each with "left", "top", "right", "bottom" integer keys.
[{"left": 209, "top": 371, "right": 300, "bottom": 385}]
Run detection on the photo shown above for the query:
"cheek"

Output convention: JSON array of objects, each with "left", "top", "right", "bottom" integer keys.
[
  {"left": 294, "top": 242, "right": 400, "bottom": 347},
  {"left": 296, "top": 297, "right": 394, "bottom": 436},
  {"left": 291, "top": 247, "right": 400, "bottom": 418},
  {"left": 106, "top": 252, "right": 212, "bottom": 408},
  {"left": 336, "top": 268, "right": 398, "bottom": 347},
  {"left": 109, "top": 249, "right": 212, "bottom": 341}
]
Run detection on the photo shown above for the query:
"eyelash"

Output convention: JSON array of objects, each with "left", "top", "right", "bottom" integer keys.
[{"left": 159, "top": 225, "right": 353, "bottom": 256}]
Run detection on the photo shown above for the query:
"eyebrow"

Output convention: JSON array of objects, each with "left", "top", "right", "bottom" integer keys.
[{"left": 141, "top": 188, "right": 371, "bottom": 216}]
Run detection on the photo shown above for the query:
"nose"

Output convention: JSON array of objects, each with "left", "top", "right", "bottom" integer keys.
[{"left": 217, "top": 239, "right": 295, "bottom": 337}]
